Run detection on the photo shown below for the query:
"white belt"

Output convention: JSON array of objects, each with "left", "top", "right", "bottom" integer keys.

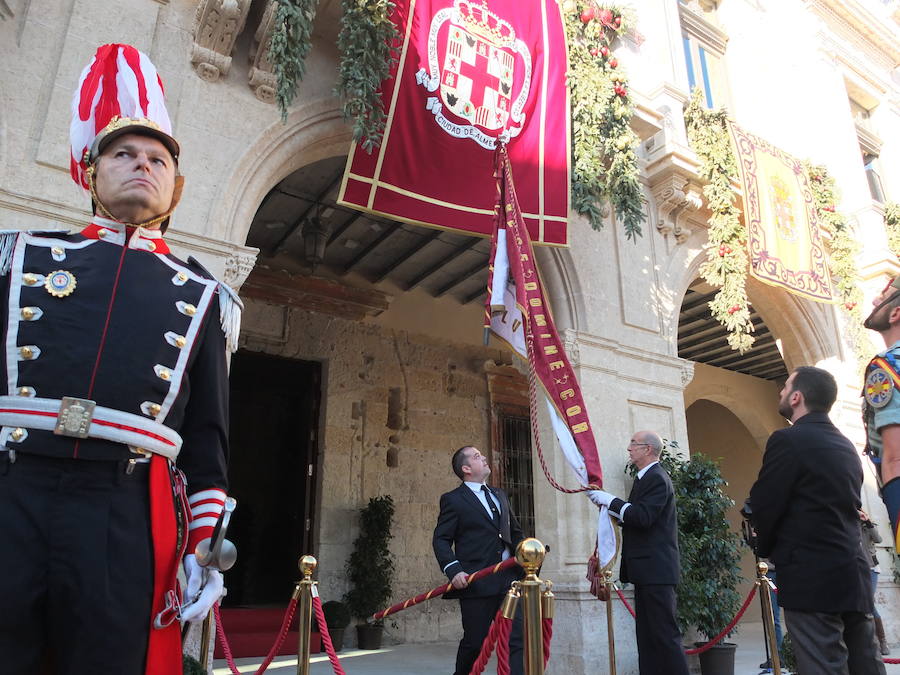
[{"left": 0, "top": 396, "right": 182, "bottom": 460}]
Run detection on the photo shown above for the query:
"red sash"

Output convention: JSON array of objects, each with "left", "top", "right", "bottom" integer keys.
[{"left": 145, "top": 455, "right": 189, "bottom": 674}]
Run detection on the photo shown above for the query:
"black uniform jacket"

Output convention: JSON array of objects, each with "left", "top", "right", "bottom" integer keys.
[
  {"left": 433, "top": 483, "right": 525, "bottom": 599},
  {"left": 610, "top": 462, "right": 681, "bottom": 586},
  {"left": 0, "top": 220, "right": 229, "bottom": 494},
  {"left": 749, "top": 412, "right": 872, "bottom": 613}
]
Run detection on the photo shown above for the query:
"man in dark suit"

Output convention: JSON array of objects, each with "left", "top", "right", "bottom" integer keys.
[
  {"left": 750, "top": 366, "right": 885, "bottom": 674},
  {"left": 588, "top": 431, "right": 689, "bottom": 675},
  {"left": 433, "top": 445, "right": 524, "bottom": 675}
]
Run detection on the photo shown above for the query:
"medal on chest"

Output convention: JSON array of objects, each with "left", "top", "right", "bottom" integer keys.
[{"left": 44, "top": 270, "right": 77, "bottom": 298}]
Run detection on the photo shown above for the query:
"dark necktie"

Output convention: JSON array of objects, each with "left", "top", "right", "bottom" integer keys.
[{"left": 482, "top": 485, "right": 500, "bottom": 524}]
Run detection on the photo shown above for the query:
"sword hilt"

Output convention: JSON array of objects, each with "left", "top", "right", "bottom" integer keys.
[{"left": 194, "top": 497, "right": 238, "bottom": 571}]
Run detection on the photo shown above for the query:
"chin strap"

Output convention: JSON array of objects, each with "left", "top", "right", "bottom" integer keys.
[{"left": 85, "top": 161, "right": 184, "bottom": 231}]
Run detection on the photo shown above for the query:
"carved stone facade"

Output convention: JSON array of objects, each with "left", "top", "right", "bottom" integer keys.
[
  {"left": 224, "top": 249, "right": 258, "bottom": 288},
  {"left": 650, "top": 173, "right": 702, "bottom": 243},
  {"left": 191, "top": 0, "right": 252, "bottom": 82},
  {"left": 249, "top": 1, "right": 278, "bottom": 104}
]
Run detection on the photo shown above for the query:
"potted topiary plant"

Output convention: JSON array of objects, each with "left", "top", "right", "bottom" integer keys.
[
  {"left": 344, "top": 495, "right": 395, "bottom": 649},
  {"left": 673, "top": 453, "right": 743, "bottom": 675},
  {"left": 321, "top": 600, "right": 351, "bottom": 652}
]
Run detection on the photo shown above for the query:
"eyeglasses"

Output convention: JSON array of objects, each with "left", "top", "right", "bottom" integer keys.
[{"left": 627, "top": 442, "right": 651, "bottom": 450}]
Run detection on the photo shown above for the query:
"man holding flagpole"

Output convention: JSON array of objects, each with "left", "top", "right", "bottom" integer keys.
[{"left": 587, "top": 431, "right": 690, "bottom": 675}]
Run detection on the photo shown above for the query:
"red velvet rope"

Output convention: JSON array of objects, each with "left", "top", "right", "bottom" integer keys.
[
  {"left": 373, "top": 557, "right": 519, "bottom": 621},
  {"left": 313, "top": 593, "right": 347, "bottom": 675},
  {"left": 467, "top": 609, "right": 507, "bottom": 675},
  {"left": 614, "top": 587, "right": 635, "bottom": 618},
  {"left": 885, "top": 657, "right": 900, "bottom": 664},
  {"left": 542, "top": 617, "right": 553, "bottom": 668},
  {"left": 684, "top": 586, "right": 756, "bottom": 655},
  {"left": 494, "top": 614, "right": 513, "bottom": 675},
  {"left": 214, "top": 596, "right": 299, "bottom": 675},
  {"left": 612, "top": 585, "right": 759, "bottom": 655}
]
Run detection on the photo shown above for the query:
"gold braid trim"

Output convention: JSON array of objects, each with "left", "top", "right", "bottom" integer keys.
[{"left": 85, "top": 162, "right": 183, "bottom": 230}]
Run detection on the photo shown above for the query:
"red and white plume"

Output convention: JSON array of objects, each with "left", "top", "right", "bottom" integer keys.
[{"left": 69, "top": 43, "right": 172, "bottom": 189}]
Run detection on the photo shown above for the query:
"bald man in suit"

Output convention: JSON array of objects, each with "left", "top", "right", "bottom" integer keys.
[{"left": 588, "top": 431, "right": 689, "bottom": 675}]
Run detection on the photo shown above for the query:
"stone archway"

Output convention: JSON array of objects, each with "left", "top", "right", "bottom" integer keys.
[
  {"left": 685, "top": 398, "right": 773, "bottom": 597},
  {"left": 536, "top": 245, "right": 586, "bottom": 334},
  {"left": 210, "top": 98, "right": 352, "bottom": 246},
  {"left": 666, "top": 228, "right": 846, "bottom": 373}
]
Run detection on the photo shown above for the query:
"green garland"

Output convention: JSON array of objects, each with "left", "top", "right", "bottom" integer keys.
[
  {"left": 885, "top": 201, "right": 900, "bottom": 259},
  {"left": 269, "top": 0, "right": 320, "bottom": 121},
  {"left": 563, "top": 2, "right": 644, "bottom": 240},
  {"left": 336, "top": 0, "right": 399, "bottom": 153},
  {"left": 805, "top": 163, "right": 870, "bottom": 371},
  {"left": 684, "top": 89, "right": 754, "bottom": 353}
]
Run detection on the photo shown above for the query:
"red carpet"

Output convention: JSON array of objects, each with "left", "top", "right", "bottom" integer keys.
[{"left": 215, "top": 607, "right": 321, "bottom": 658}]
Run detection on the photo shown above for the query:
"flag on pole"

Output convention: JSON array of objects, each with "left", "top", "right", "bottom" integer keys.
[
  {"left": 337, "top": 0, "right": 570, "bottom": 246},
  {"left": 488, "top": 147, "right": 617, "bottom": 570}
]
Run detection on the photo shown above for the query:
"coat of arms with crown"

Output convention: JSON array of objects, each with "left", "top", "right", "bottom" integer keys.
[{"left": 416, "top": 0, "right": 532, "bottom": 149}]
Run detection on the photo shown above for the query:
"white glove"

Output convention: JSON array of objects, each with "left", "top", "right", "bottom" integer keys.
[
  {"left": 180, "top": 553, "right": 226, "bottom": 623},
  {"left": 587, "top": 490, "right": 615, "bottom": 507}
]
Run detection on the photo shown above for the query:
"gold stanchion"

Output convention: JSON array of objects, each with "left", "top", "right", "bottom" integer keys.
[
  {"left": 604, "top": 571, "right": 617, "bottom": 675},
  {"left": 296, "top": 555, "right": 318, "bottom": 675},
  {"left": 756, "top": 562, "right": 782, "bottom": 675},
  {"left": 199, "top": 612, "right": 214, "bottom": 669},
  {"left": 541, "top": 581, "right": 554, "bottom": 622},
  {"left": 516, "top": 538, "right": 547, "bottom": 675}
]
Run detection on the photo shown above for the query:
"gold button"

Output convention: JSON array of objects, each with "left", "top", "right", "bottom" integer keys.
[
  {"left": 20, "top": 346, "right": 33, "bottom": 359},
  {"left": 178, "top": 272, "right": 188, "bottom": 282},
  {"left": 184, "top": 304, "right": 196, "bottom": 316},
  {"left": 52, "top": 246, "right": 63, "bottom": 256},
  {"left": 149, "top": 403, "right": 162, "bottom": 416},
  {"left": 23, "top": 274, "right": 38, "bottom": 285},
  {"left": 146, "top": 241, "right": 156, "bottom": 252},
  {"left": 10, "top": 428, "right": 25, "bottom": 441},
  {"left": 158, "top": 368, "right": 171, "bottom": 381},
  {"left": 20, "top": 307, "right": 34, "bottom": 320},
  {"left": 175, "top": 336, "right": 187, "bottom": 348},
  {"left": 98, "top": 229, "right": 108, "bottom": 238},
  {"left": 18, "top": 387, "right": 30, "bottom": 396}
]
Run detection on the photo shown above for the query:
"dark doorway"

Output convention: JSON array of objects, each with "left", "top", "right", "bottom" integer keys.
[{"left": 224, "top": 350, "right": 321, "bottom": 607}]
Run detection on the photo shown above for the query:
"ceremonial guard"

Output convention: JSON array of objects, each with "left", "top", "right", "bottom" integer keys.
[
  {"left": 863, "top": 275, "right": 900, "bottom": 548},
  {"left": 0, "top": 44, "right": 239, "bottom": 674}
]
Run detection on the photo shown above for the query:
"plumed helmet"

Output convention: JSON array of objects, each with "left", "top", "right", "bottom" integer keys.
[{"left": 70, "top": 43, "right": 179, "bottom": 190}]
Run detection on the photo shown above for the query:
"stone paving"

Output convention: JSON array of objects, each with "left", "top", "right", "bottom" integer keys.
[{"left": 213, "top": 620, "right": 805, "bottom": 674}]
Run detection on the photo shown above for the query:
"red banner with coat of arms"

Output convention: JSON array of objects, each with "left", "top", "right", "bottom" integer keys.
[{"left": 337, "top": 0, "right": 570, "bottom": 246}]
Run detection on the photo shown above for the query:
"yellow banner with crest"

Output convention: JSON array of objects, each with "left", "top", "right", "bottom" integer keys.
[{"left": 728, "top": 122, "right": 834, "bottom": 303}]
